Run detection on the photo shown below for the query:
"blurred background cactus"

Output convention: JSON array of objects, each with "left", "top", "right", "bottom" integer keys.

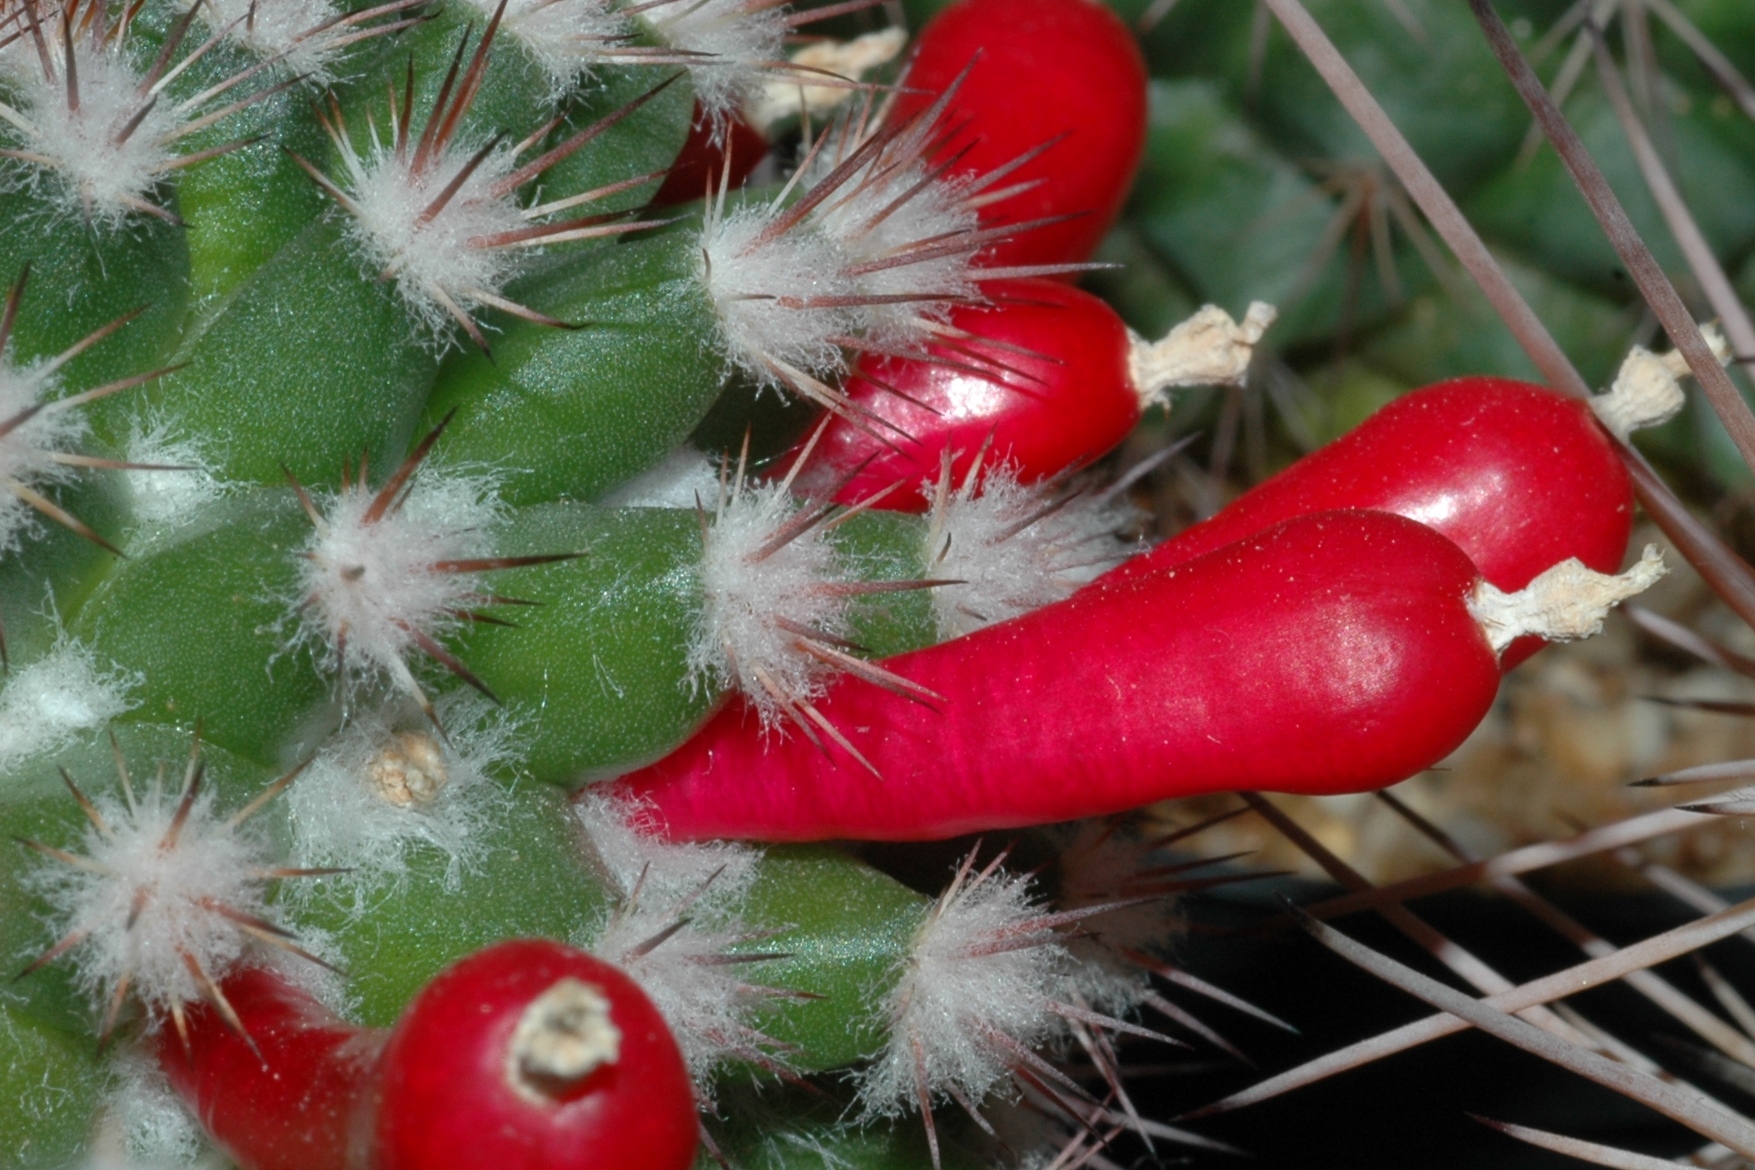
[{"left": 10, "top": 0, "right": 1755, "bottom": 1166}]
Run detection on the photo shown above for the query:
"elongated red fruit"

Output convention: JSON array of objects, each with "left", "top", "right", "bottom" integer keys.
[
  {"left": 794, "top": 280, "right": 1136, "bottom": 506},
  {"left": 890, "top": 0, "right": 1148, "bottom": 268},
  {"left": 611, "top": 510, "right": 1531, "bottom": 842},
  {"left": 1111, "top": 376, "right": 1633, "bottom": 667},
  {"left": 373, "top": 939, "right": 697, "bottom": 1170},
  {"left": 786, "top": 283, "right": 1270, "bottom": 508},
  {"left": 156, "top": 967, "right": 384, "bottom": 1170}
]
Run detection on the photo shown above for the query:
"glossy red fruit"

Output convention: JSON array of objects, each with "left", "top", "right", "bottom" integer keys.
[
  {"left": 651, "top": 102, "right": 769, "bottom": 207},
  {"left": 612, "top": 510, "right": 1506, "bottom": 842},
  {"left": 1111, "top": 376, "right": 1634, "bottom": 667},
  {"left": 790, "top": 279, "right": 1140, "bottom": 506},
  {"left": 157, "top": 967, "right": 385, "bottom": 1170},
  {"left": 890, "top": 0, "right": 1148, "bottom": 269},
  {"left": 373, "top": 939, "right": 698, "bottom": 1170}
]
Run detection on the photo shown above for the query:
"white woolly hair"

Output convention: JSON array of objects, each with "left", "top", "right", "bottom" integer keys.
[
  {"left": 26, "top": 772, "right": 276, "bottom": 1017},
  {"left": 283, "top": 692, "right": 514, "bottom": 902},
  {"left": 700, "top": 201, "right": 861, "bottom": 387},
  {"left": 334, "top": 129, "right": 529, "bottom": 345},
  {"left": 101, "top": 1046, "right": 209, "bottom": 1169},
  {"left": 178, "top": 0, "right": 351, "bottom": 82},
  {"left": 804, "top": 126, "right": 984, "bottom": 347},
  {"left": 859, "top": 857, "right": 1073, "bottom": 1120},
  {"left": 575, "top": 790, "right": 776, "bottom": 1098},
  {"left": 455, "top": 0, "right": 626, "bottom": 94},
  {"left": 688, "top": 477, "right": 852, "bottom": 728},
  {"left": 926, "top": 464, "right": 1139, "bottom": 641},
  {"left": 0, "top": 637, "right": 139, "bottom": 772},
  {"left": 585, "top": 894, "right": 785, "bottom": 1099},
  {"left": 1050, "top": 820, "right": 1182, "bottom": 1019},
  {"left": 575, "top": 788, "right": 759, "bottom": 915},
  {"left": 0, "top": 355, "right": 86, "bottom": 554},
  {"left": 291, "top": 466, "right": 503, "bottom": 697},
  {"left": 637, "top": 0, "right": 788, "bottom": 118},
  {"left": 0, "top": 33, "right": 182, "bottom": 225},
  {"left": 599, "top": 448, "right": 723, "bottom": 510},
  {"left": 123, "top": 414, "right": 230, "bottom": 531}
]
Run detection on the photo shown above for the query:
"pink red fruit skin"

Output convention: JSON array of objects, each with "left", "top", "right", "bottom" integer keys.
[
  {"left": 789, "top": 279, "right": 1139, "bottom": 507},
  {"left": 1108, "top": 376, "right": 1635, "bottom": 669},
  {"left": 372, "top": 939, "right": 698, "bottom": 1170},
  {"left": 891, "top": 0, "right": 1148, "bottom": 269},
  {"left": 651, "top": 103, "right": 769, "bottom": 207},
  {"left": 157, "top": 967, "right": 385, "bottom": 1170},
  {"left": 611, "top": 509, "right": 1502, "bottom": 843}
]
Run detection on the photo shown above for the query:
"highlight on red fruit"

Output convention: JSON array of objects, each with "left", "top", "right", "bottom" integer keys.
[
  {"left": 610, "top": 509, "right": 1663, "bottom": 843},
  {"left": 785, "top": 280, "right": 1272, "bottom": 508},
  {"left": 889, "top": 0, "right": 1149, "bottom": 269},
  {"left": 1108, "top": 376, "right": 1640, "bottom": 667},
  {"left": 373, "top": 938, "right": 698, "bottom": 1170}
]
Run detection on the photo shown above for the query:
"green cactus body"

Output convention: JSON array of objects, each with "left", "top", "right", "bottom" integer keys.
[
  {"left": 423, "top": 226, "right": 727, "bottom": 505},
  {"left": 14, "top": 0, "right": 1711, "bottom": 1164}
]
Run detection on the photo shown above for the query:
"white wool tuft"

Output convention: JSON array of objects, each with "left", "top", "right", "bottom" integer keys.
[
  {"left": 1050, "top": 821, "right": 1181, "bottom": 1018},
  {"left": 805, "top": 122, "right": 984, "bottom": 346},
  {"left": 456, "top": 0, "right": 626, "bottom": 94},
  {"left": 600, "top": 448, "right": 723, "bottom": 509},
  {"left": 103, "top": 1047, "right": 209, "bottom": 1169},
  {"left": 0, "top": 36, "right": 181, "bottom": 225},
  {"left": 701, "top": 202, "right": 860, "bottom": 386},
  {"left": 575, "top": 792, "right": 776, "bottom": 1097},
  {"left": 124, "top": 415, "right": 230, "bottom": 530},
  {"left": 178, "top": 0, "right": 352, "bottom": 82},
  {"left": 283, "top": 692, "right": 514, "bottom": 901},
  {"left": 575, "top": 789, "right": 759, "bottom": 914},
  {"left": 926, "top": 466, "right": 1139, "bottom": 641},
  {"left": 697, "top": 81, "right": 1036, "bottom": 392},
  {"left": 0, "top": 356, "right": 86, "bottom": 554},
  {"left": 27, "top": 775, "right": 277, "bottom": 1017},
  {"left": 585, "top": 895, "right": 783, "bottom": 1097},
  {"left": 335, "top": 130, "right": 529, "bottom": 344},
  {"left": 290, "top": 467, "right": 503, "bottom": 697},
  {"left": 688, "top": 478, "right": 851, "bottom": 727},
  {"left": 637, "top": 0, "right": 789, "bottom": 118},
  {"left": 859, "top": 859, "right": 1073, "bottom": 1119},
  {"left": 0, "top": 638, "right": 138, "bottom": 771}
]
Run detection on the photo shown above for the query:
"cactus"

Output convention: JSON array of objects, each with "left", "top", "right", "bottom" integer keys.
[{"left": 3, "top": 0, "right": 1755, "bottom": 1166}]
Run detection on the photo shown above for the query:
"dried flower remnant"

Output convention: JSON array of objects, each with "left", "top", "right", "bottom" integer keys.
[
  {"left": 19, "top": 737, "right": 328, "bottom": 1046},
  {"left": 283, "top": 692, "right": 514, "bottom": 898}
]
